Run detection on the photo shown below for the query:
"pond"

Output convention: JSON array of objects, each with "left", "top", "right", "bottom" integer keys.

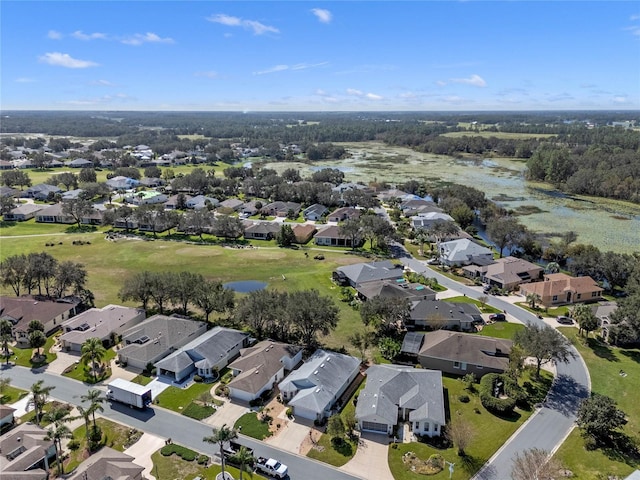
[
  {"left": 263, "top": 141, "right": 640, "bottom": 254},
  {"left": 223, "top": 280, "right": 267, "bottom": 293}
]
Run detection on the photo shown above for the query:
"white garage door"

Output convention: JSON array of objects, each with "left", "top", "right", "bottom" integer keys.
[{"left": 361, "top": 421, "right": 387, "bottom": 433}]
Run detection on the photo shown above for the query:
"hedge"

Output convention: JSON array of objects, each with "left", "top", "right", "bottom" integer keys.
[
  {"left": 160, "top": 444, "right": 198, "bottom": 461},
  {"left": 479, "top": 373, "right": 517, "bottom": 414}
]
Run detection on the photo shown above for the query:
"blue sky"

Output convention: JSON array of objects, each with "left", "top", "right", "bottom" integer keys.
[{"left": 2, "top": 1, "right": 639, "bottom": 111}]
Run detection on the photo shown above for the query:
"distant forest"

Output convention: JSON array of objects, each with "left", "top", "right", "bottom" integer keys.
[{"left": 1, "top": 110, "right": 639, "bottom": 203}]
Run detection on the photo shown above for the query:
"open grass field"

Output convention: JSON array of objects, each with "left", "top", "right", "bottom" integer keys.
[
  {"left": 387, "top": 369, "right": 552, "bottom": 479},
  {"left": 0, "top": 228, "right": 367, "bottom": 350},
  {"left": 553, "top": 329, "right": 640, "bottom": 478}
]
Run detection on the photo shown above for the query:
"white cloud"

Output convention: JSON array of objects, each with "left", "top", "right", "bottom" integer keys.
[
  {"left": 613, "top": 95, "right": 629, "bottom": 104},
  {"left": 442, "top": 96, "right": 466, "bottom": 104},
  {"left": 72, "top": 30, "right": 107, "bottom": 41},
  {"left": 194, "top": 71, "right": 219, "bottom": 79},
  {"left": 48, "top": 30, "right": 63, "bottom": 40},
  {"left": 207, "top": 14, "right": 279, "bottom": 35},
  {"left": 91, "top": 79, "right": 115, "bottom": 86},
  {"left": 366, "top": 93, "right": 383, "bottom": 100},
  {"left": 254, "top": 64, "right": 289, "bottom": 75},
  {"left": 38, "top": 52, "right": 98, "bottom": 68},
  {"left": 451, "top": 74, "right": 487, "bottom": 87},
  {"left": 436, "top": 80, "right": 447, "bottom": 87},
  {"left": 630, "top": 14, "right": 640, "bottom": 21},
  {"left": 291, "top": 62, "right": 328, "bottom": 70},
  {"left": 346, "top": 88, "right": 363, "bottom": 96},
  {"left": 121, "top": 32, "right": 174, "bottom": 45},
  {"left": 15, "top": 77, "right": 35, "bottom": 83},
  {"left": 311, "top": 8, "right": 332, "bottom": 24}
]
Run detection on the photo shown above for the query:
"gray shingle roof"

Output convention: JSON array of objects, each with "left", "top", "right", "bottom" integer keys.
[
  {"left": 279, "top": 349, "right": 360, "bottom": 415},
  {"left": 418, "top": 330, "right": 512, "bottom": 370},
  {"left": 335, "top": 260, "right": 405, "bottom": 286},
  {"left": 356, "top": 365, "right": 445, "bottom": 426}
]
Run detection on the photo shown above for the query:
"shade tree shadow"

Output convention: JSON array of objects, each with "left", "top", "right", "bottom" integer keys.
[{"left": 544, "top": 374, "right": 589, "bottom": 417}]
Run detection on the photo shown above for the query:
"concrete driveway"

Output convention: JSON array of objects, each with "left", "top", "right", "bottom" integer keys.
[
  {"left": 123, "top": 432, "right": 166, "bottom": 480},
  {"left": 46, "top": 350, "right": 80, "bottom": 374},
  {"left": 203, "top": 398, "right": 250, "bottom": 429},
  {"left": 339, "top": 432, "right": 394, "bottom": 480},
  {"left": 265, "top": 412, "right": 312, "bottom": 453}
]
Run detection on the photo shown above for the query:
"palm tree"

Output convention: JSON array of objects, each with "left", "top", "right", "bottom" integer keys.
[
  {"left": 203, "top": 424, "right": 238, "bottom": 480},
  {"left": 526, "top": 292, "right": 541, "bottom": 310},
  {"left": 75, "top": 405, "right": 92, "bottom": 440},
  {"left": 0, "top": 318, "right": 12, "bottom": 365},
  {"left": 231, "top": 445, "right": 255, "bottom": 480},
  {"left": 414, "top": 229, "right": 430, "bottom": 257},
  {"left": 80, "top": 337, "right": 106, "bottom": 383},
  {"left": 80, "top": 388, "right": 105, "bottom": 430},
  {"left": 428, "top": 220, "right": 459, "bottom": 256},
  {"left": 28, "top": 380, "right": 55, "bottom": 425},
  {"left": 45, "top": 420, "right": 72, "bottom": 476}
]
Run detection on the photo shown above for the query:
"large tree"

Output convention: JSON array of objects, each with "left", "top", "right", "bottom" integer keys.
[
  {"left": 513, "top": 324, "right": 573, "bottom": 378},
  {"left": 194, "top": 280, "right": 235, "bottom": 322},
  {"left": 29, "top": 330, "right": 47, "bottom": 358},
  {"left": 0, "top": 253, "right": 28, "bottom": 296},
  {"left": 203, "top": 425, "right": 238, "bottom": 480},
  {"left": 287, "top": 290, "right": 339, "bottom": 348},
  {"left": 577, "top": 393, "right": 627, "bottom": 443},
  {"left": 569, "top": 304, "right": 599, "bottom": 338},
  {"left": 360, "top": 296, "right": 411, "bottom": 335},
  {"left": 52, "top": 260, "right": 87, "bottom": 298},
  {"left": 486, "top": 215, "right": 526, "bottom": 258},
  {"left": 230, "top": 446, "right": 254, "bottom": 480},
  {"left": 0, "top": 319, "right": 13, "bottom": 365},
  {"left": 62, "top": 197, "right": 95, "bottom": 228},
  {"left": 80, "top": 388, "right": 106, "bottom": 430},
  {"left": 171, "top": 271, "right": 202, "bottom": 314},
  {"left": 213, "top": 214, "right": 245, "bottom": 240},
  {"left": 276, "top": 224, "right": 296, "bottom": 247},
  {"left": 511, "top": 448, "right": 564, "bottom": 480},
  {"left": 446, "top": 417, "right": 474, "bottom": 456},
  {"left": 119, "top": 271, "right": 154, "bottom": 310}
]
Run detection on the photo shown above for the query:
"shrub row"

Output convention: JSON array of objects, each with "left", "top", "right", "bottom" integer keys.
[{"left": 160, "top": 444, "right": 198, "bottom": 461}]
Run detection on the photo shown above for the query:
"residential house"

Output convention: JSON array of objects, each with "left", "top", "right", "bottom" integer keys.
[
  {"left": 155, "top": 327, "right": 249, "bottom": 383},
  {"left": 519, "top": 273, "right": 604, "bottom": 308},
  {"left": 243, "top": 221, "right": 280, "bottom": 240},
  {"left": 410, "top": 212, "right": 455, "bottom": 230},
  {"left": 164, "top": 194, "right": 192, "bottom": 210},
  {"left": 417, "top": 330, "right": 513, "bottom": 378},
  {"left": 0, "top": 186, "right": 20, "bottom": 198},
  {"left": 66, "top": 447, "right": 144, "bottom": 480},
  {"left": 407, "top": 300, "right": 482, "bottom": 331},
  {"left": 23, "top": 184, "right": 62, "bottom": 201},
  {"left": 400, "top": 332, "right": 425, "bottom": 361},
  {"left": 356, "top": 280, "right": 436, "bottom": 302},
  {"left": 241, "top": 200, "right": 260, "bottom": 216},
  {"left": 0, "top": 423, "right": 56, "bottom": 480},
  {"left": 218, "top": 198, "right": 245, "bottom": 211},
  {"left": 356, "top": 365, "right": 445, "bottom": 437},
  {"left": 187, "top": 195, "right": 219, "bottom": 210},
  {"left": 262, "top": 201, "right": 302, "bottom": 218},
  {"left": 0, "top": 160, "right": 14, "bottom": 170},
  {"left": 0, "top": 296, "right": 79, "bottom": 345},
  {"left": 61, "top": 189, "right": 85, "bottom": 201},
  {"left": 439, "top": 238, "right": 494, "bottom": 267},
  {"left": 463, "top": 256, "right": 544, "bottom": 291},
  {"left": 59, "top": 305, "right": 146, "bottom": 352},
  {"left": 3, "top": 204, "right": 44, "bottom": 222},
  {"left": 139, "top": 177, "right": 165, "bottom": 188},
  {"left": 327, "top": 207, "right": 361, "bottom": 223},
  {"left": 0, "top": 405, "right": 16, "bottom": 429},
  {"left": 105, "top": 176, "right": 139, "bottom": 191},
  {"left": 333, "top": 260, "right": 405, "bottom": 288},
  {"left": 117, "top": 315, "right": 207, "bottom": 371},
  {"left": 34, "top": 203, "right": 74, "bottom": 224},
  {"left": 124, "top": 190, "right": 167, "bottom": 206},
  {"left": 314, "top": 225, "right": 359, "bottom": 248},
  {"left": 401, "top": 199, "right": 443, "bottom": 216},
  {"left": 291, "top": 224, "right": 316, "bottom": 244},
  {"left": 66, "top": 158, "right": 93, "bottom": 168},
  {"left": 227, "top": 340, "right": 303, "bottom": 402},
  {"left": 278, "top": 349, "right": 360, "bottom": 421},
  {"left": 332, "top": 182, "right": 369, "bottom": 194},
  {"left": 302, "top": 203, "right": 328, "bottom": 221},
  {"left": 376, "top": 188, "right": 409, "bottom": 202}
]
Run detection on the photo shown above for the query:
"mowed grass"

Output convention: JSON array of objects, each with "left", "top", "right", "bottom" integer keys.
[
  {"left": 154, "top": 382, "right": 215, "bottom": 413},
  {"left": 477, "top": 321, "right": 524, "bottom": 340},
  {"left": 151, "top": 449, "right": 266, "bottom": 480},
  {"left": 234, "top": 412, "right": 272, "bottom": 440},
  {"left": 553, "top": 329, "right": 640, "bottom": 478},
  {"left": 0, "top": 233, "right": 366, "bottom": 350},
  {"left": 1, "top": 384, "right": 28, "bottom": 404},
  {"left": 388, "top": 369, "right": 551, "bottom": 479}
]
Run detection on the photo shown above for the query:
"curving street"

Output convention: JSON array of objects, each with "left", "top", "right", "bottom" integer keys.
[{"left": 398, "top": 255, "right": 590, "bottom": 479}]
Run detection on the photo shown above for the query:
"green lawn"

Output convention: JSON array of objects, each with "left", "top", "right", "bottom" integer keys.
[
  {"left": 62, "top": 348, "right": 116, "bottom": 383},
  {"left": 151, "top": 449, "right": 267, "bottom": 480},
  {"left": 154, "top": 382, "right": 215, "bottom": 413},
  {"left": 477, "top": 322, "right": 524, "bottom": 340},
  {"left": 12, "top": 333, "right": 59, "bottom": 367},
  {"left": 234, "top": 412, "right": 272, "bottom": 440},
  {"left": 65, "top": 417, "right": 143, "bottom": 472},
  {"left": 131, "top": 373, "right": 153, "bottom": 385},
  {"left": 1, "top": 384, "right": 28, "bottom": 404},
  {"left": 446, "top": 295, "right": 501, "bottom": 314},
  {"left": 0, "top": 233, "right": 365, "bottom": 351},
  {"left": 388, "top": 369, "right": 551, "bottom": 479},
  {"left": 181, "top": 401, "right": 216, "bottom": 420},
  {"left": 19, "top": 400, "right": 70, "bottom": 426},
  {"left": 553, "top": 329, "right": 640, "bottom": 478}
]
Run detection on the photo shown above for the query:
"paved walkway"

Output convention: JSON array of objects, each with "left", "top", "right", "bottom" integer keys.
[
  {"left": 123, "top": 432, "right": 166, "bottom": 480},
  {"left": 264, "top": 411, "right": 312, "bottom": 453},
  {"left": 339, "top": 432, "right": 394, "bottom": 480}
]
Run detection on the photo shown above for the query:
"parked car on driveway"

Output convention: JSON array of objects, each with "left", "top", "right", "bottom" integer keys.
[
  {"left": 556, "top": 315, "right": 574, "bottom": 325},
  {"left": 489, "top": 313, "right": 506, "bottom": 322}
]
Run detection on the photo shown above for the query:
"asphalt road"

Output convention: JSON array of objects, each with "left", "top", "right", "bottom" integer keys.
[
  {"left": 6, "top": 366, "right": 362, "bottom": 480},
  {"left": 399, "top": 255, "right": 590, "bottom": 479}
]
